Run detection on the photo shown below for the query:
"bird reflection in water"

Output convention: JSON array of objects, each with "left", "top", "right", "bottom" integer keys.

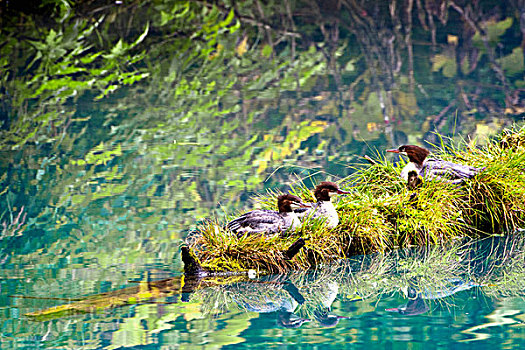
[
  {"left": 199, "top": 272, "right": 348, "bottom": 328},
  {"left": 386, "top": 278, "right": 481, "bottom": 316}
]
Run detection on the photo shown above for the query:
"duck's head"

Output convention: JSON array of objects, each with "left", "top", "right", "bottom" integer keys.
[
  {"left": 385, "top": 297, "right": 429, "bottom": 316},
  {"left": 277, "top": 194, "right": 311, "bottom": 213},
  {"left": 314, "top": 309, "right": 349, "bottom": 327},
  {"left": 387, "top": 145, "right": 429, "bottom": 166},
  {"left": 314, "top": 181, "right": 351, "bottom": 202}
]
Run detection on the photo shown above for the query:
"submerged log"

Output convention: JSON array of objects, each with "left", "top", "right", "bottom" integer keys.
[
  {"left": 24, "top": 235, "right": 525, "bottom": 321},
  {"left": 23, "top": 273, "right": 251, "bottom": 321}
]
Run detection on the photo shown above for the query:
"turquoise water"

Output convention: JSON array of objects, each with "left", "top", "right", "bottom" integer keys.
[
  {"left": 2, "top": 238, "right": 524, "bottom": 349},
  {"left": 1, "top": 1, "right": 525, "bottom": 349}
]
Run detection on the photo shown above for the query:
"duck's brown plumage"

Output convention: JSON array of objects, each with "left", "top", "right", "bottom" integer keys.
[
  {"left": 387, "top": 145, "right": 429, "bottom": 167},
  {"left": 313, "top": 181, "right": 346, "bottom": 201}
]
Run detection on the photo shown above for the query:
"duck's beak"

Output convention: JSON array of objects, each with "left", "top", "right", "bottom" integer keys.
[
  {"left": 386, "top": 149, "right": 399, "bottom": 153},
  {"left": 336, "top": 189, "right": 351, "bottom": 195},
  {"left": 298, "top": 202, "right": 312, "bottom": 208}
]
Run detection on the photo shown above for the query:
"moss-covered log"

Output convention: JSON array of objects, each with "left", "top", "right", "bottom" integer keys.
[{"left": 187, "top": 125, "right": 525, "bottom": 273}]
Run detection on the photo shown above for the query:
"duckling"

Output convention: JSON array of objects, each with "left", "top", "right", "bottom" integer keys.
[{"left": 407, "top": 170, "right": 423, "bottom": 190}]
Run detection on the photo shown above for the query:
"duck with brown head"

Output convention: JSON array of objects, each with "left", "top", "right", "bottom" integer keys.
[
  {"left": 227, "top": 194, "right": 311, "bottom": 237},
  {"left": 387, "top": 144, "right": 484, "bottom": 184},
  {"left": 295, "top": 181, "right": 351, "bottom": 228}
]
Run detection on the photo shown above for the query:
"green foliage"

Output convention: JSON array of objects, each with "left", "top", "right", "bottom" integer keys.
[
  {"left": 431, "top": 53, "right": 457, "bottom": 78},
  {"left": 497, "top": 47, "right": 524, "bottom": 77},
  {"left": 473, "top": 18, "right": 513, "bottom": 47}
]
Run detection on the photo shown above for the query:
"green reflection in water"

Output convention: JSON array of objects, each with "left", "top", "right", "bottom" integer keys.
[{"left": 2, "top": 235, "right": 525, "bottom": 349}]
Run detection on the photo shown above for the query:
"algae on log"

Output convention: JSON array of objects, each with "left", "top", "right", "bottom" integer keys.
[{"left": 187, "top": 125, "right": 525, "bottom": 274}]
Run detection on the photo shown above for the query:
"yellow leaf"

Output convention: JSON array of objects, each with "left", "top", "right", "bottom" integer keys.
[
  {"left": 367, "top": 122, "right": 378, "bottom": 132},
  {"left": 236, "top": 36, "right": 248, "bottom": 56},
  {"left": 311, "top": 120, "right": 328, "bottom": 128},
  {"left": 257, "top": 160, "right": 267, "bottom": 174},
  {"left": 208, "top": 43, "right": 223, "bottom": 60},
  {"left": 505, "top": 106, "right": 525, "bottom": 115}
]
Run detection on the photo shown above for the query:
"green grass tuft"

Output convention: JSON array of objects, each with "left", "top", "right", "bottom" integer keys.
[{"left": 187, "top": 125, "right": 525, "bottom": 273}]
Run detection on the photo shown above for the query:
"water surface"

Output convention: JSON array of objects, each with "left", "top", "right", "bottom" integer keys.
[{"left": 2, "top": 237, "right": 524, "bottom": 349}]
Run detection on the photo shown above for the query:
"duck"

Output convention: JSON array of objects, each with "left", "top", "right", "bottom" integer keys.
[
  {"left": 295, "top": 181, "right": 351, "bottom": 228},
  {"left": 227, "top": 194, "right": 311, "bottom": 237},
  {"left": 386, "top": 145, "right": 484, "bottom": 184}
]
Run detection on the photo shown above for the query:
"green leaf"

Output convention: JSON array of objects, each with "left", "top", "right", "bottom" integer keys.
[
  {"left": 80, "top": 52, "right": 102, "bottom": 64},
  {"left": 26, "top": 50, "right": 43, "bottom": 71},
  {"left": 121, "top": 72, "right": 150, "bottom": 85},
  {"left": 130, "top": 23, "right": 149, "bottom": 49},
  {"left": 104, "top": 39, "right": 127, "bottom": 60},
  {"left": 29, "top": 40, "right": 46, "bottom": 51},
  {"left": 229, "top": 19, "right": 241, "bottom": 33},
  {"left": 473, "top": 18, "right": 513, "bottom": 48},
  {"left": 431, "top": 54, "right": 457, "bottom": 78},
  {"left": 46, "top": 29, "right": 58, "bottom": 45},
  {"left": 220, "top": 9, "right": 235, "bottom": 28},
  {"left": 261, "top": 44, "right": 273, "bottom": 58},
  {"left": 160, "top": 11, "right": 173, "bottom": 26},
  {"left": 497, "top": 47, "right": 524, "bottom": 77},
  {"left": 95, "top": 85, "right": 119, "bottom": 100},
  {"left": 174, "top": 2, "right": 190, "bottom": 18},
  {"left": 344, "top": 60, "right": 355, "bottom": 72}
]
